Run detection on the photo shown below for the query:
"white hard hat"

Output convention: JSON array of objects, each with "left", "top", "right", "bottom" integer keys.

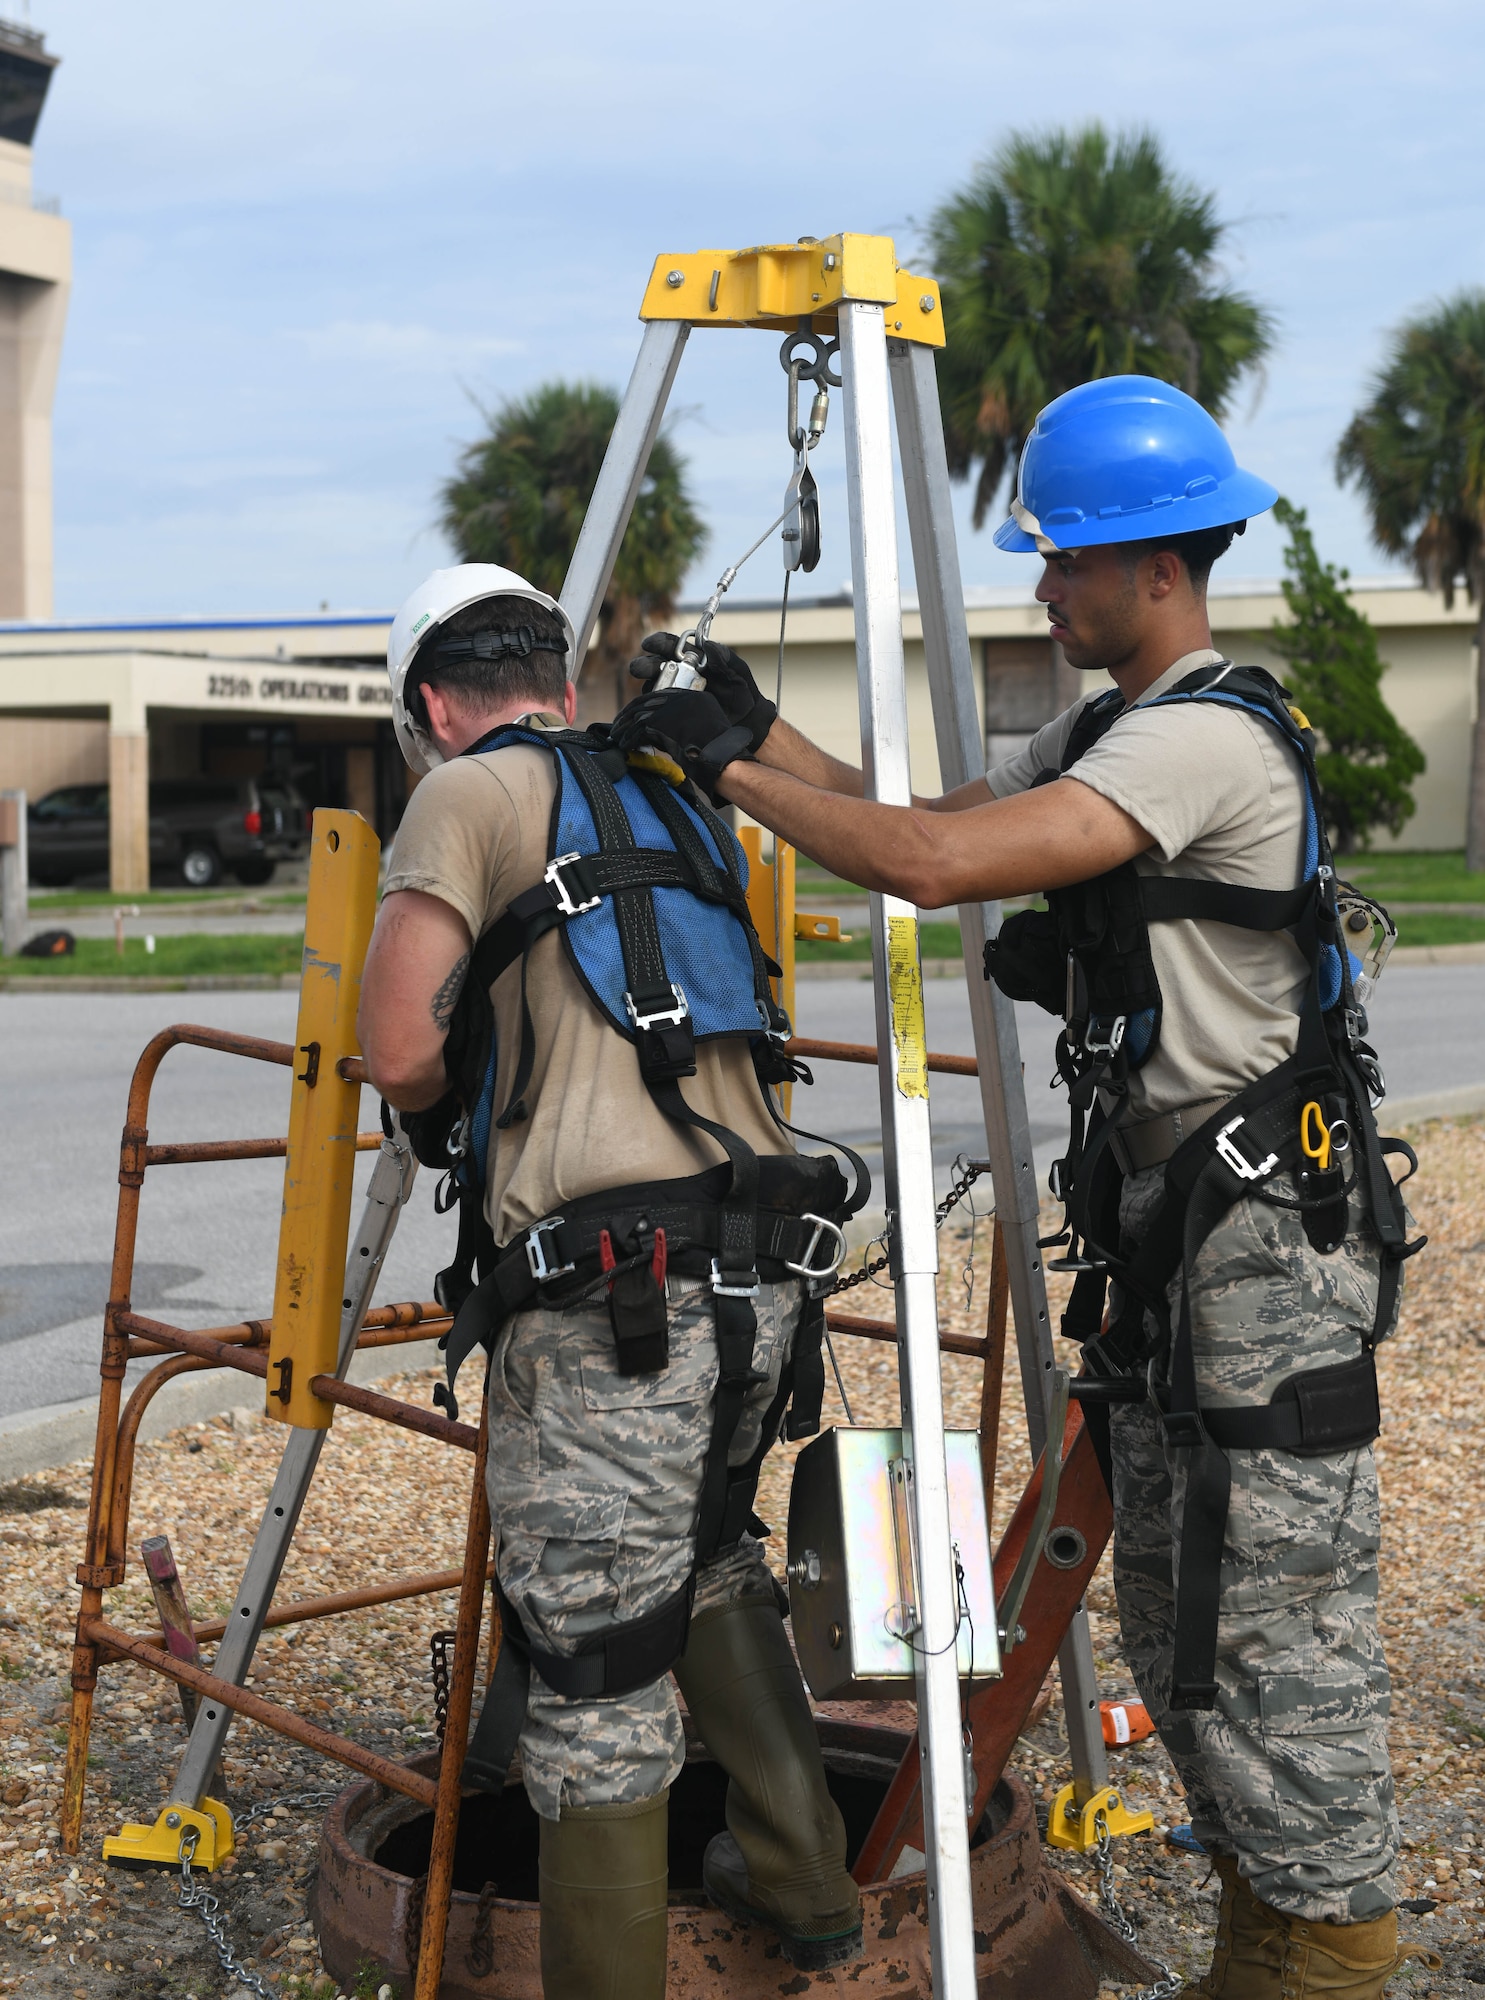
[{"left": 386, "top": 563, "right": 577, "bottom": 775}]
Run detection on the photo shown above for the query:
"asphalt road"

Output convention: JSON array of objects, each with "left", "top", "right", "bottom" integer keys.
[{"left": 2, "top": 960, "right": 1482, "bottom": 1426}]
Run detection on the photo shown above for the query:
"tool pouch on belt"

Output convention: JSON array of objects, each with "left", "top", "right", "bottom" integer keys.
[
  {"left": 605, "top": 1244, "right": 669, "bottom": 1376},
  {"left": 1298, "top": 1160, "right": 1348, "bottom": 1254}
]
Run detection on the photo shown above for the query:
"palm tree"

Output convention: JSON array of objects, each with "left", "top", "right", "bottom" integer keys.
[
  {"left": 1336, "top": 292, "right": 1485, "bottom": 870},
  {"left": 440, "top": 381, "right": 706, "bottom": 721},
  {"left": 927, "top": 124, "right": 1275, "bottom": 527}
]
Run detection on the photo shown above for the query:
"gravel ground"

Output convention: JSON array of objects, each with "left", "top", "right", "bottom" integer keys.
[{"left": 1, "top": 1116, "right": 1482, "bottom": 1996}]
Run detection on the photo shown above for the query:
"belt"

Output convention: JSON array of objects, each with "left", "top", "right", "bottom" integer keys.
[{"left": 1109, "top": 1094, "right": 1236, "bottom": 1175}]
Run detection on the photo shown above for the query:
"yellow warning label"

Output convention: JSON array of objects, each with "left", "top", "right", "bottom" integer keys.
[{"left": 887, "top": 915, "right": 929, "bottom": 1100}]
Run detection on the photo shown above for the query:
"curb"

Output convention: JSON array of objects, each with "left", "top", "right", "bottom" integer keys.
[
  {"left": 0, "top": 972, "right": 301, "bottom": 993},
  {"left": 1386, "top": 942, "right": 1485, "bottom": 966},
  {"left": 0, "top": 1337, "right": 444, "bottom": 1482},
  {"left": 796, "top": 958, "right": 965, "bottom": 981},
  {"left": 1382, "top": 1082, "right": 1485, "bottom": 1127}
]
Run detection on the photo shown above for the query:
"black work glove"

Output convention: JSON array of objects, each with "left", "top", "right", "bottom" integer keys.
[
  {"left": 610, "top": 687, "right": 754, "bottom": 804},
  {"left": 628, "top": 633, "right": 778, "bottom": 753}
]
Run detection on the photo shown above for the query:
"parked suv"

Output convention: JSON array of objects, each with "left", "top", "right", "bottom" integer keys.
[{"left": 27, "top": 776, "right": 310, "bottom": 888}]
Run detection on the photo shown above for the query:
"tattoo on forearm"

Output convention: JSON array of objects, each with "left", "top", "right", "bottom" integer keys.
[{"left": 430, "top": 951, "right": 470, "bottom": 1034}]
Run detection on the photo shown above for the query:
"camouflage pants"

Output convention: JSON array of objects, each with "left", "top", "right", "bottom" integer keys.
[
  {"left": 1108, "top": 1166, "right": 1400, "bottom": 1922},
  {"left": 483, "top": 1274, "right": 804, "bottom": 1821}
]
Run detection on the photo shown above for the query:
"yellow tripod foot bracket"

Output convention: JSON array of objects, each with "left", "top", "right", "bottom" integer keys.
[
  {"left": 102, "top": 1796, "right": 234, "bottom": 1871},
  {"left": 1046, "top": 1781, "right": 1154, "bottom": 1854}
]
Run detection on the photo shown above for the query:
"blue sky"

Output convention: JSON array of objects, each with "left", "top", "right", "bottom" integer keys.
[{"left": 30, "top": 0, "right": 1485, "bottom": 618}]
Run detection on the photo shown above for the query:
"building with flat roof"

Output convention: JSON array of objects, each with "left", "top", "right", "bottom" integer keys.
[{"left": 0, "top": 571, "right": 1477, "bottom": 888}]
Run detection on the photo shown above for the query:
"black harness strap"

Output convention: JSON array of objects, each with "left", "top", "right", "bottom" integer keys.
[
  {"left": 985, "top": 665, "right": 1430, "bottom": 1711},
  {"left": 461, "top": 1572, "right": 698, "bottom": 1795}
]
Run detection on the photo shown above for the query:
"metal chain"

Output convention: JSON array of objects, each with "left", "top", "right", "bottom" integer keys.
[
  {"left": 176, "top": 1789, "right": 340, "bottom": 1996},
  {"left": 1091, "top": 1808, "right": 1183, "bottom": 2000},
  {"left": 827, "top": 1154, "right": 990, "bottom": 1298},
  {"left": 468, "top": 1879, "right": 499, "bottom": 1979},
  {"left": 430, "top": 1627, "right": 455, "bottom": 1745}
]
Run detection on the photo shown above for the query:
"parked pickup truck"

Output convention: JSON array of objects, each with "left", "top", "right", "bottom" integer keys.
[{"left": 27, "top": 776, "right": 310, "bottom": 887}]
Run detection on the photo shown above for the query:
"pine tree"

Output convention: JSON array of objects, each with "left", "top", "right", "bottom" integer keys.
[{"left": 1266, "top": 498, "right": 1424, "bottom": 852}]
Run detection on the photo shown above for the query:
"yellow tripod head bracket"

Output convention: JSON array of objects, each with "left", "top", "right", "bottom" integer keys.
[
  {"left": 1046, "top": 1780, "right": 1155, "bottom": 1854},
  {"left": 266, "top": 808, "right": 381, "bottom": 1429},
  {"left": 103, "top": 1796, "right": 234, "bottom": 1872},
  {"left": 639, "top": 232, "right": 944, "bottom": 346}
]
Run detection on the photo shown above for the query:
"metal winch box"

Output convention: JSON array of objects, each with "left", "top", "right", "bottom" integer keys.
[{"left": 786, "top": 1427, "right": 1001, "bottom": 1701}]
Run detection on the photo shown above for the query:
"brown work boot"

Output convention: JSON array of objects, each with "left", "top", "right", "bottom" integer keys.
[
  {"left": 1196, "top": 1880, "right": 1439, "bottom": 1999},
  {"left": 1187, "top": 1853, "right": 1244, "bottom": 1996}
]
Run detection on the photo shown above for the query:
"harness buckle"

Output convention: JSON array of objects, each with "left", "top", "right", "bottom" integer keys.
[
  {"left": 710, "top": 1258, "right": 761, "bottom": 1299},
  {"left": 525, "top": 1216, "right": 575, "bottom": 1282},
  {"left": 1161, "top": 1409, "right": 1207, "bottom": 1449},
  {"left": 1084, "top": 1014, "right": 1126, "bottom": 1057},
  {"left": 784, "top": 1213, "right": 847, "bottom": 1289},
  {"left": 545, "top": 852, "right": 601, "bottom": 918},
  {"left": 1214, "top": 1115, "right": 1279, "bottom": 1183},
  {"left": 624, "top": 984, "right": 690, "bottom": 1032}
]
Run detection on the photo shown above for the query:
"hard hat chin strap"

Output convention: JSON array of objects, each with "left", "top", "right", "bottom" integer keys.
[{"left": 1011, "top": 496, "right": 1062, "bottom": 556}]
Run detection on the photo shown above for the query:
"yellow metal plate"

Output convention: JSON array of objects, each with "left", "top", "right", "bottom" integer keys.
[
  {"left": 640, "top": 232, "right": 944, "bottom": 347},
  {"left": 1045, "top": 1780, "right": 1155, "bottom": 1853},
  {"left": 266, "top": 809, "right": 381, "bottom": 1428},
  {"left": 794, "top": 912, "right": 853, "bottom": 944},
  {"left": 103, "top": 1796, "right": 235, "bottom": 1871}
]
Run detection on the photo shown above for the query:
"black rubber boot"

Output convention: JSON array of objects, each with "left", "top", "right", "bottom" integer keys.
[
  {"left": 673, "top": 1594, "right": 862, "bottom": 1970},
  {"left": 538, "top": 1791, "right": 669, "bottom": 2000}
]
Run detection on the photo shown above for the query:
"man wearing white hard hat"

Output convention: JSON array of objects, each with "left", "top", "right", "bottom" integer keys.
[
  {"left": 358, "top": 565, "right": 867, "bottom": 1998},
  {"left": 614, "top": 378, "right": 1424, "bottom": 2000}
]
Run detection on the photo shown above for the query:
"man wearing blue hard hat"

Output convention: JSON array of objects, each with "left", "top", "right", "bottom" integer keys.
[{"left": 613, "top": 375, "right": 1424, "bottom": 1999}]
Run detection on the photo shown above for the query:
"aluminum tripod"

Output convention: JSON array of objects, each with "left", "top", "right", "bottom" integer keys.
[
  {"left": 562, "top": 240, "right": 1110, "bottom": 1994},
  {"left": 166, "top": 1124, "right": 419, "bottom": 1810}
]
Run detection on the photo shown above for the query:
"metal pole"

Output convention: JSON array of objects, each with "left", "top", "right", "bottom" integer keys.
[
  {"left": 559, "top": 319, "right": 690, "bottom": 678},
  {"left": 169, "top": 1126, "right": 417, "bottom": 1809},
  {"left": 0, "top": 787, "right": 25, "bottom": 957},
  {"left": 838, "top": 300, "right": 976, "bottom": 1999},
  {"left": 888, "top": 338, "right": 1109, "bottom": 1804}
]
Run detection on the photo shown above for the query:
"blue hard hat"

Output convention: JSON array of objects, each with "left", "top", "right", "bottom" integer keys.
[{"left": 992, "top": 375, "right": 1278, "bottom": 553}]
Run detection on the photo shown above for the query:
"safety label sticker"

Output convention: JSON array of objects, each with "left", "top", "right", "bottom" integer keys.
[{"left": 887, "top": 915, "right": 929, "bottom": 1100}]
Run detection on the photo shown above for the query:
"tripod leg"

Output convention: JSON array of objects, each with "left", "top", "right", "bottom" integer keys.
[
  {"left": 889, "top": 337, "right": 1111, "bottom": 1808},
  {"left": 167, "top": 1128, "right": 417, "bottom": 1811},
  {"left": 838, "top": 299, "right": 976, "bottom": 2000},
  {"left": 560, "top": 320, "right": 689, "bottom": 678}
]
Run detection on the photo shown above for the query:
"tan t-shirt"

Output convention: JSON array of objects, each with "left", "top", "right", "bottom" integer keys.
[
  {"left": 384, "top": 719, "right": 791, "bottom": 1241},
  {"left": 986, "top": 650, "right": 1310, "bottom": 1121}
]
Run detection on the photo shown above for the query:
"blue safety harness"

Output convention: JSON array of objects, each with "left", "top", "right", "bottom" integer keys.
[{"left": 398, "top": 721, "right": 868, "bottom": 1788}]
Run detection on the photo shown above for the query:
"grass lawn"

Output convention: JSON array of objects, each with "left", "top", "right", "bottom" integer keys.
[
  {"left": 1393, "top": 911, "right": 1485, "bottom": 947},
  {"left": 7, "top": 900, "right": 1483, "bottom": 983},
  {"left": 29, "top": 885, "right": 306, "bottom": 912},
  {"left": 2, "top": 932, "right": 305, "bottom": 978},
  {"left": 1337, "top": 850, "right": 1485, "bottom": 904},
  {"left": 795, "top": 908, "right": 1485, "bottom": 963}
]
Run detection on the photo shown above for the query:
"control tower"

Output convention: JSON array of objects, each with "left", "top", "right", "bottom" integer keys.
[{"left": 0, "top": 17, "right": 65, "bottom": 618}]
